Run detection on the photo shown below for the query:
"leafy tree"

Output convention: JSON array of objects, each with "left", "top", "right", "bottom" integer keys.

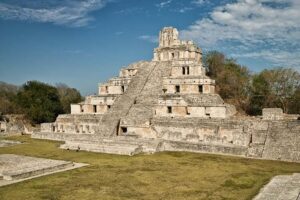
[
  {"left": 249, "top": 68, "right": 300, "bottom": 114},
  {"left": 247, "top": 73, "right": 270, "bottom": 115},
  {"left": 15, "top": 81, "right": 63, "bottom": 124},
  {"left": 0, "top": 81, "right": 21, "bottom": 114},
  {"left": 203, "top": 51, "right": 225, "bottom": 78},
  {"left": 288, "top": 87, "right": 300, "bottom": 114},
  {"left": 56, "top": 83, "right": 83, "bottom": 113},
  {"left": 204, "top": 51, "right": 251, "bottom": 114}
]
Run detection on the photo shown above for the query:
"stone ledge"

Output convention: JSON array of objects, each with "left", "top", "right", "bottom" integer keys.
[{"left": 0, "top": 154, "right": 88, "bottom": 187}]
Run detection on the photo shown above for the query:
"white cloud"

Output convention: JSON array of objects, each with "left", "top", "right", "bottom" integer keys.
[
  {"left": 192, "top": 0, "right": 208, "bottom": 6},
  {"left": 177, "top": 7, "right": 193, "bottom": 13},
  {"left": 0, "top": 0, "right": 108, "bottom": 27},
  {"left": 181, "top": 0, "right": 300, "bottom": 68},
  {"left": 156, "top": 0, "right": 173, "bottom": 9},
  {"left": 139, "top": 35, "right": 158, "bottom": 43},
  {"left": 232, "top": 50, "right": 300, "bottom": 70}
]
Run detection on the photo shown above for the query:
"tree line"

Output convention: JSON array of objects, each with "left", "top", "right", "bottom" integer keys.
[
  {"left": 0, "top": 81, "right": 83, "bottom": 124},
  {"left": 204, "top": 51, "right": 300, "bottom": 115}
]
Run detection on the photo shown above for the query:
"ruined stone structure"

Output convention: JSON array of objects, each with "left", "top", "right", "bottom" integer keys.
[
  {"left": 33, "top": 27, "right": 300, "bottom": 163},
  {"left": 0, "top": 115, "right": 36, "bottom": 135}
]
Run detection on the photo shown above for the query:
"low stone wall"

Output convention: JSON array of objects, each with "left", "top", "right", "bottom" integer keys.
[
  {"left": 41, "top": 114, "right": 103, "bottom": 134},
  {"left": 151, "top": 117, "right": 300, "bottom": 163}
]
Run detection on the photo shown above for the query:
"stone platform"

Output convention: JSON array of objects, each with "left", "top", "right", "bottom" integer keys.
[
  {"left": 0, "top": 154, "right": 88, "bottom": 187},
  {"left": 0, "top": 139, "right": 21, "bottom": 147},
  {"left": 254, "top": 173, "right": 300, "bottom": 200}
]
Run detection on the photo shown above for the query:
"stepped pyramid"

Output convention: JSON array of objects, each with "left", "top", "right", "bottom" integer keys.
[
  {"left": 33, "top": 27, "right": 300, "bottom": 164},
  {"left": 39, "top": 27, "right": 235, "bottom": 138}
]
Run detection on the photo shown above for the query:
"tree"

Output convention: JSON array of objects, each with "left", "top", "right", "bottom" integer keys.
[
  {"left": 203, "top": 51, "right": 225, "bottom": 78},
  {"left": 247, "top": 73, "right": 270, "bottom": 115},
  {"left": 0, "top": 82, "right": 21, "bottom": 114},
  {"left": 15, "top": 81, "right": 63, "bottom": 124},
  {"left": 203, "top": 51, "right": 251, "bottom": 114},
  {"left": 288, "top": 87, "right": 300, "bottom": 114},
  {"left": 56, "top": 83, "right": 83, "bottom": 113},
  {"left": 249, "top": 67, "right": 300, "bottom": 114}
]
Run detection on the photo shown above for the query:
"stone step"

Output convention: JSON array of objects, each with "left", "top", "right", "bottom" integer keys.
[
  {"left": 2, "top": 161, "right": 74, "bottom": 181},
  {"left": 161, "top": 140, "right": 248, "bottom": 156},
  {"left": 96, "top": 62, "right": 159, "bottom": 137},
  {"left": 61, "top": 141, "right": 143, "bottom": 156},
  {"left": 60, "top": 137, "right": 162, "bottom": 155},
  {"left": 121, "top": 62, "right": 172, "bottom": 128},
  {"left": 254, "top": 173, "right": 300, "bottom": 200}
]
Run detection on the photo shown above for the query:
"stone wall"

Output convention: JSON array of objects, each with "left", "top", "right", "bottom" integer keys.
[
  {"left": 41, "top": 114, "right": 103, "bottom": 134},
  {"left": 34, "top": 116, "right": 300, "bottom": 163},
  {"left": 150, "top": 117, "right": 300, "bottom": 163}
]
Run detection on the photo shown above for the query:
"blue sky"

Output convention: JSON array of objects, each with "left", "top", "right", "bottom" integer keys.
[{"left": 0, "top": 0, "right": 299, "bottom": 95}]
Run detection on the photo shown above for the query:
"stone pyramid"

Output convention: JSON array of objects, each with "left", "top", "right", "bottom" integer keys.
[
  {"left": 33, "top": 27, "right": 300, "bottom": 163},
  {"left": 40, "top": 27, "right": 235, "bottom": 138}
]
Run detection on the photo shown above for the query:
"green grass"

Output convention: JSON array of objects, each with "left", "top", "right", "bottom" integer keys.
[{"left": 0, "top": 135, "right": 299, "bottom": 200}]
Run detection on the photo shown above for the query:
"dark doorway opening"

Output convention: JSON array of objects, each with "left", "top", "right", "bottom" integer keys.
[
  {"left": 121, "top": 127, "right": 128, "bottom": 134},
  {"left": 199, "top": 85, "right": 203, "bottom": 93},
  {"left": 175, "top": 85, "right": 180, "bottom": 93},
  {"left": 167, "top": 106, "right": 172, "bottom": 114}
]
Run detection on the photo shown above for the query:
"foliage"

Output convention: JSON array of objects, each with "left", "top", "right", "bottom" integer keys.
[
  {"left": 15, "top": 81, "right": 63, "bottom": 124},
  {"left": 1, "top": 81, "right": 83, "bottom": 123},
  {"left": 204, "top": 51, "right": 300, "bottom": 115},
  {"left": 0, "top": 81, "right": 21, "bottom": 114},
  {"left": 0, "top": 135, "right": 300, "bottom": 200},
  {"left": 249, "top": 68, "right": 300, "bottom": 114},
  {"left": 56, "top": 83, "right": 82, "bottom": 113},
  {"left": 204, "top": 51, "right": 251, "bottom": 113},
  {"left": 289, "top": 87, "right": 300, "bottom": 114}
]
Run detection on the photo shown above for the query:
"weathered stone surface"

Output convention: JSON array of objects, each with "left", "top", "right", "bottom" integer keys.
[
  {"left": 0, "top": 154, "right": 88, "bottom": 187},
  {"left": 0, "top": 140, "right": 21, "bottom": 147},
  {"left": 0, "top": 115, "right": 37, "bottom": 135},
  {"left": 254, "top": 173, "right": 300, "bottom": 200},
  {"left": 263, "top": 108, "right": 284, "bottom": 120}
]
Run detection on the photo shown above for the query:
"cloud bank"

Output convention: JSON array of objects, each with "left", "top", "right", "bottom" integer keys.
[
  {"left": 0, "top": 0, "right": 108, "bottom": 27},
  {"left": 181, "top": 0, "right": 300, "bottom": 68}
]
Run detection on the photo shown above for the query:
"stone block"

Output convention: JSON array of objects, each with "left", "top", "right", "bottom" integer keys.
[{"left": 263, "top": 108, "right": 283, "bottom": 120}]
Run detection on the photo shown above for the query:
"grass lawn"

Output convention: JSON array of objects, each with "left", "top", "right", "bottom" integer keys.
[{"left": 0, "top": 136, "right": 299, "bottom": 200}]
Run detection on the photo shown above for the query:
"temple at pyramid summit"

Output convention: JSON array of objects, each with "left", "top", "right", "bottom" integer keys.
[{"left": 33, "top": 27, "right": 300, "bottom": 162}]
